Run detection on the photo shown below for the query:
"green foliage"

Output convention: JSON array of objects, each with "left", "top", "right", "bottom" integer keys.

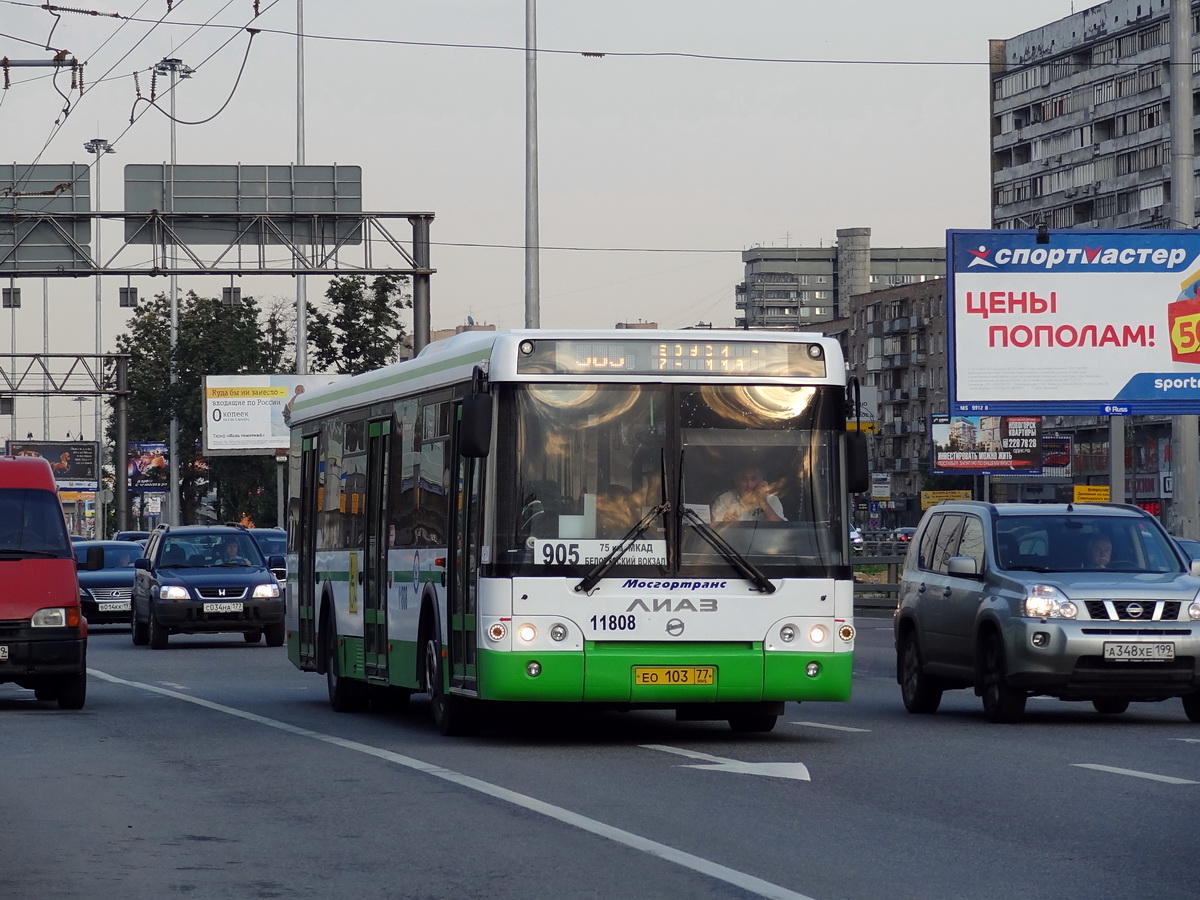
[{"left": 307, "top": 274, "right": 411, "bottom": 375}]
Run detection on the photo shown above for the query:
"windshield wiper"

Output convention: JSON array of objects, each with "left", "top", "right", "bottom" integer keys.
[
  {"left": 680, "top": 507, "right": 776, "bottom": 594},
  {"left": 574, "top": 502, "right": 670, "bottom": 594}
]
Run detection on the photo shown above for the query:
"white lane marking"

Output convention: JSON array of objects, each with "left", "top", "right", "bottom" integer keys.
[
  {"left": 1171, "top": 738, "right": 1200, "bottom": 744},
  {"left": 641, "top": 744, "right": 811, "bottom": 782},
  {"left": 790, "top": 721, "right": 870, "bottom": 733},
  {"left": 89, "top": 670, "right": 815, "bottom": 900},
  {"left": 1072, "top": 764, "right": 1200, "bottom": 785}
]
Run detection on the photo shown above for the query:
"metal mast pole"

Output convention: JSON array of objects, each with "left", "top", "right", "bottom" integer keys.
[
  {"left": 156, "top": 58, "right": 191, "bottom": 525},
  {"left": 85, "top": 137, "right": 113, "bottom": 537},
  {"left": 524, "top": 0, "right": 540, "bottom": 328},
  {"left": 1171, "top": 0, "right": 1198, "bottom": 537},
  {"left": 295, "top": 0, "right": 308, "bottom": 374}
]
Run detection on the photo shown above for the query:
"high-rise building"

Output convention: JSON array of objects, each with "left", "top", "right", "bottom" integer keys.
[
  {"left": 990, "top": 0, "right": 1187, "bottom": 231},
  {"left": 735, "top": 228, "right": 944, "bottom": 328}
]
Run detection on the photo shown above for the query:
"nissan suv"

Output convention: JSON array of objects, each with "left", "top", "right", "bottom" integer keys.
[
  {"left": 894, "top": 501, "right": 1200, "bottom": 723},
  {"left": 131, "top": 525, "right": 285, "bottom": 649}
]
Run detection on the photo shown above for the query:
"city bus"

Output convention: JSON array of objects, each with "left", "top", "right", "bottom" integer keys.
[{"left": 285, "top": 330, "right": 869, "bottom": 734}]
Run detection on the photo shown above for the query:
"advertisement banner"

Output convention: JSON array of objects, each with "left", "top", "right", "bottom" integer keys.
[
  {"left": 128, "top": 441, "right": 169, "bottom": 492},
  {"left": 948, "top": 229, "right": 1200, "bottom": 415},
  {"left": 203, "top": 374, "right": 347, "bottom": 454},
  {"left": 931, "top": 413, "right": 1042, "bottom": 474},
  {"left": 920, "top": 490, "right": 973, "bottom": 510},
  {"left": 5, "top": 440, "right": 99, "bottom": 489}
]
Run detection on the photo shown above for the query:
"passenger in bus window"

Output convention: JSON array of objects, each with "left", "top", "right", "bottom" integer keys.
[{"left": 711, "top": 464, "right": 786, "bottom": 522}]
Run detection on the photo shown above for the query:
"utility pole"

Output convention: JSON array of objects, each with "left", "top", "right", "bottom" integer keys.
[
  {"left": 295, "top": 1, "right": 308, "bottom": 375},
  {"left": 84, "top": 137, "right": 114, "bottom": 537},
  {"left": 1171, "top": 0, "right": 1198, "bottom": 537},
  {"left": 525, "top": 0, "right": 540, "bottom": 328},
  {"left": 155, "top": 57, "right": 192, "bottom": 525}
]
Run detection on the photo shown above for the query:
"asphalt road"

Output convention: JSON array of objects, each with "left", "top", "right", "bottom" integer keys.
[{"left": 3, "top": 614, "right": 1198, "bottom": 900}]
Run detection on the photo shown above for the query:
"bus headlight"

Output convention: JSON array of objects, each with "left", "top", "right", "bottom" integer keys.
[
  {"left": 808, "top": 624, "right": 827, "bottom": 644},
  {"left": 487, "top": 622, "right": 507, "bottom": 642},
  {"left": 517, "top": 623, "right": 537, "bottom": 643}
]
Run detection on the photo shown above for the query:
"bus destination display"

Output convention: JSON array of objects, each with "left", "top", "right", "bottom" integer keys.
[{"left": 516, "top": 339, "right": 826, "bottom": 377}]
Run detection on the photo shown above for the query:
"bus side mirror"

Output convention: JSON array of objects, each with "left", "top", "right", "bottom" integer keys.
[
  {"left": 459, "top": 395, "right": 493, "bottom": 458},
  {"left": 846, "top": 431, "right": 869, "bottom": 495}
]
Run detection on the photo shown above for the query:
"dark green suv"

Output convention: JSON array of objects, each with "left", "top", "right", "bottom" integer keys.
[{"left": 131, "top": 525, "right": 286, "bottom": 649}]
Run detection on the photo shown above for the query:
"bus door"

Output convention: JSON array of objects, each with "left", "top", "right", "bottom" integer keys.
[
  {"left": 297, "top": 436, "right": 320, "bottom": 668},
  {"left": 363, "top": 419, "right": 391, "bottom": 681},
  {"left": 447, "top": 403, "right": 483, "bottom": 693}
]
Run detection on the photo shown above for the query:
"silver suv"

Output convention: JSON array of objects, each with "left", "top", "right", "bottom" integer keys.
[{"left": 894, "top": 501, "right": 1200, "bottom": 723}]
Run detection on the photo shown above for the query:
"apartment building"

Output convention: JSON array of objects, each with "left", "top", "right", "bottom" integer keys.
[{"left": 735, "top": 228, "right": 944, "bottom": 329}]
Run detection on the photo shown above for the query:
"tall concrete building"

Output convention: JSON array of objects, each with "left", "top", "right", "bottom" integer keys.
[
  {"left": 990, "top": 0, "right": 1188, "bottom": 231},
  {"left": 735, "top": 228, "right": 944, "bottom": 328}
]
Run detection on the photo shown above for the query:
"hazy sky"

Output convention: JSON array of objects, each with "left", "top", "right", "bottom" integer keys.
[{"left": 0, "top": 1, "right": 1083, "bottom": 436}]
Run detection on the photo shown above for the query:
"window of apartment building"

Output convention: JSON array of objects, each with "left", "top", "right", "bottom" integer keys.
[
  {"left": 1138, "top": 21, "right": 1167, "bottom": 53},
  {"left": 1117, "top": 190, "right": 1137, "bottom": 214},
  {"left": 1094, "top": 78, "right": 1117, "bottom": 105},
  {"left": 1095, "top": 192, "right": 1118, "bottom": 219},
  {"left": 994, "top": 65, "right": 1046, "bottom": 100},
  {"left": 1092, "top": 39, "right": 1116, "bottom": 66},
  {"left": 1040, "top": 92, "right": 1072, "bottom": 121},
  {"left": 1116, "top": 33, "right": 1138, "bottom": 58},
  {"left": 1048, "top": 56, "right": 1075, "bottom": 81},
  {"left": 1115, "top": 149, "right": 1138, "bottom": 176},
  {"left": 1139, "top": 184, "right": 1165, "bottom": 211},
  {"left": 1138, "top": 104, "right": 1164, "bottom": 131}
]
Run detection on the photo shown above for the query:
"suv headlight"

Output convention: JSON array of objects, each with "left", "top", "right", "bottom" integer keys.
[
  {"left": 252, "top": 583, "right": 281, "bottom": 599},
  {"left": 1024, "top": 584, "right": 1077, "bottom": 619},
  {"left": 159, "top": 585, "right": 190, "bottom": 600},
  {"left": 1189, "top": 590, "right": 1200, "bottom": 621}
]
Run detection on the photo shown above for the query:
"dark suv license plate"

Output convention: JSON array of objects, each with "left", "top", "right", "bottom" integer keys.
[{"left": 1103, "top": 641, "right": 1174, "bottom": 661}]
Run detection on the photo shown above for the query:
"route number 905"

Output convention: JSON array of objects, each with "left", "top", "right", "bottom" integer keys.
[{"left": 541, "top": 542, "right": 580, "bottom": 565}]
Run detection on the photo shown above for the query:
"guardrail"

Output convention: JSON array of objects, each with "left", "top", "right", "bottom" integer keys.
[{"left": 852, "top": 547, "right": 907, "bottom": 610}]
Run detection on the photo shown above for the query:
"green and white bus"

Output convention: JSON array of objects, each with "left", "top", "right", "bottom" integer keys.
[{"left": 285, "top": 330, "right": 869, "bottom": 734}]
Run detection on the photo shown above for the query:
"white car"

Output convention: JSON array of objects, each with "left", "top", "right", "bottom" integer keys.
[{"left": 850, "top": 526, "right": 864, "bottom": 553}]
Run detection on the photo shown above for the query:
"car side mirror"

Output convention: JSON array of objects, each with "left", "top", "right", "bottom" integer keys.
[
  {"left": 946, "top": 555, "right": 980, "bottom": 578},
  {"left": 134, "top": 558, "right": 150, "bottom": 571}
]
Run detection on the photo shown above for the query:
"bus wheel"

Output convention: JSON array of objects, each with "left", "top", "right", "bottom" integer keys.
[
  {"left": 424, "top": 636, "right": 474, "bottom": 736},
  {"left": 728, "top": 712, "right": 778, "bottom": 733},
  {"left": 325, "top": 618, "right": 366, "bottom": 713}
]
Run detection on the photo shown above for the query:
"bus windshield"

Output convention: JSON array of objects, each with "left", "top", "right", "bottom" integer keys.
[{"left": 492, "top": 382, "right": 846, "bottom": 578}]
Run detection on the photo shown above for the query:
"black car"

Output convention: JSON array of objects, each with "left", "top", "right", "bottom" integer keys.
[
  {"left": 73, "top": 541, "right": 141, "bottom": 626},
  {"left": 131, "top": 525, "right": 286, "bottom": 649}
]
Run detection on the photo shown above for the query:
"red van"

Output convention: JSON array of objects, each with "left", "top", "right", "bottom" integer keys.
[{"left": 0, "top": 456, "right": 88, "bottom": 708}]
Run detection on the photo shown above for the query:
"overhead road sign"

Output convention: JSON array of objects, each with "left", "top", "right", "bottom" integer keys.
[
  {"left": 0, "top": 164, "right": 91, "bottom": 272},
  {"left": 947, "top": 229, "right": 1200, "bottom": 416},
  {"left": 124, "top": 164, "right": 363, "bottom": 246}
]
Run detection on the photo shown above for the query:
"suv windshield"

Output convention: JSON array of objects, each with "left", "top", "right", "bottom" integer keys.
[
  {"left": 159, "top": 533, "right": 264, "bottom": 568},
  {"left": 995, "top": 514, "right": 1182, "bottom": 574}
]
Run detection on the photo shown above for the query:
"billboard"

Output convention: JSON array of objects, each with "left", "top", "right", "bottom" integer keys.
[
  {"left": 128, "top": 441, "right": 169, "bottom": 492},
  {"left": 203, "top": 374, "right": 348, "bottom": 455},
  {"left": 930, "top": 414, "right": 1042, "bottom": 474},
  {"left": 4, "top": 440, "right": 99, "bottom": 489},
  {"left": 948, "top": 229, "right": 1200, "bottom": 415}
]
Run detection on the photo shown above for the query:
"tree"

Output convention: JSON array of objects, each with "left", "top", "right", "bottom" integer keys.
[
  {"left": 306, "top": 274, "right": 411, "bottom": 375},
  {"left": 112, "top": 290, "right": 282, "bottom": 525}
]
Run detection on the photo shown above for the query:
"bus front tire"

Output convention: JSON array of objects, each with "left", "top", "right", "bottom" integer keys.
[{"left": 424, "top": 636, "right": 475, "bottom": 736}]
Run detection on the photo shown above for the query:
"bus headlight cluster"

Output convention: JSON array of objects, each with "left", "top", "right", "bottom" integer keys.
[
  {"left": 779, "top": 624, "right": 796, "bottom": 643},
  {"left": 550, "top": 623, "right": 568, "bottom": 642},
  {"left": 517, "top": 623, "right": 537, "bottom": 643},
  {"left": 808, "top": 624, "right": 827, "bottom": 644},
  {"left": 487, "top": 622, "right": 507, "bottom": 642}
]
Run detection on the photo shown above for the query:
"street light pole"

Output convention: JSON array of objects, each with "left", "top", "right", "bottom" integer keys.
[
  {"left": 84, "top": 137, "right": 114, "bottom": 537},
  {"left": 525, "top": 0, "right": 540, "bottom": 328},
  {"left": 295, "top": 0, "right": 308, "bottom": 375},
  {"left": 155, "top": 57, "right": 192, "bottom": 525}
]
